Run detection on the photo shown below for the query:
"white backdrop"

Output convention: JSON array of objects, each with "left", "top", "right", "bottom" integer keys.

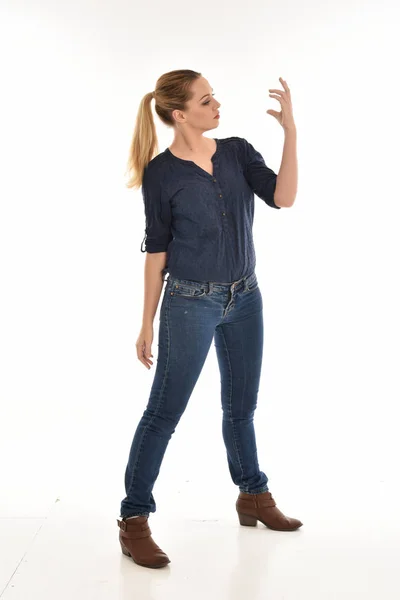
[{"left": 1, "top": 0, "right": 400, "bottom": 593}]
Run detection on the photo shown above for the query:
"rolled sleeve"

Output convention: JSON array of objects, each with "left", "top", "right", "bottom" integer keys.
[
  {"left": 140, "top": 165, "right": 173, "bottom": 253},
  {"left": 241, "top": 138, "right": 281, "bottom": 209}
]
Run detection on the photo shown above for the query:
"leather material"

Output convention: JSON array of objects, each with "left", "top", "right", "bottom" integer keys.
[
  {"left": 236, "top": 490, "right": 303, "bottom": 531},
  {"left": 117, "top": 516, "right": 171, "bottom": 568}
]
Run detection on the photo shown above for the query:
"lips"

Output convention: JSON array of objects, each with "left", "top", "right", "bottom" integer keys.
[{"left": 214, "top": 113, "right": 220, "bottom": 119}]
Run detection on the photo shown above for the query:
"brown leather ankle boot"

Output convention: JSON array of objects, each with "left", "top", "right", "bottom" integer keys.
[
  {"left": 117, "top": 516, "right": 171, "bottom": 568},
  {"left": 236, "top": 490, "right": 303, "bottom": 531}
]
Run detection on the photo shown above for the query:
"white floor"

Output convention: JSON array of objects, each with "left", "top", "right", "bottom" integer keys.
[{"left": 1, "top": 477, "right": 400, "bottom": 600}]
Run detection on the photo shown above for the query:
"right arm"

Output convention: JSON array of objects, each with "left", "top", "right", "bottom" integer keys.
[
  {"left": 137, "top": 252, "right": 167, "bottom": 370},
  {"left": 136, "top": 166, "right": 172, "bottom": 369}
]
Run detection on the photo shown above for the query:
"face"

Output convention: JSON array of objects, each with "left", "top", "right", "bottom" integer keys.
[{"left": 171, "top": 77, "right": 221, "bottom": 131}]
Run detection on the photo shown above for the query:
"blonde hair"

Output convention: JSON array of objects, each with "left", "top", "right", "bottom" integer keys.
[{"left": 125, "top": 69, "right": 202, "bottom": 190}]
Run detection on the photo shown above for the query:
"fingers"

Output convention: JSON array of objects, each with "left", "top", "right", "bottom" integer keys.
[
  {"left": 269, "top": 93, "right": 287, "bottom": 104},
  {"left": 269, "top": 77, "right": 291, "bottom": 97},
  {"left": 279, "top": 77, "right": 290, "bottom": 93}
]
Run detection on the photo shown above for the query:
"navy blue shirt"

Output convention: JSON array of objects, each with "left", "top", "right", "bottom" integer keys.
[{"left": 140, "top": 136, "right": 281, "bottom": 283}]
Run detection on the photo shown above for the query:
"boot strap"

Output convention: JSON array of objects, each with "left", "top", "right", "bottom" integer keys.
[
  {"left": 257, "top": 498, "right": 276, "bottom": 508},
  {"left": 120, "top": 528, "right": 152, "bottom": 540},
  {"left": 238, "top": 496, "right": 276, "bottom": 508},
  {"left": 117, "top": 518, "right": 152, "bottom": 539}
]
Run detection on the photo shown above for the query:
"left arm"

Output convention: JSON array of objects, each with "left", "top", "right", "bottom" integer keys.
[
  {"left": 267, "top": 77, "right": 298, "bottom": 208},
  {"left": 274, "top": 127, "right": 298, "bottom": 208}
]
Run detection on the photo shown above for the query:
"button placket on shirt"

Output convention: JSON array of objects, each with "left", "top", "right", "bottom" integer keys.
[
  {"left": 212, "top": 175, "right": 228, "bottom": 228},
  {"left": 219, "top": 192, "right": 228, "bottom": 230}
]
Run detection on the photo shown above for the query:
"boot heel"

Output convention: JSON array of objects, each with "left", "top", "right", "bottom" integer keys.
[
  {"left": 120, "top": 542, "right": 131, "bottom": 557},
  {"left": 238, "top": 513, "right": 258, "bottom": 527}
]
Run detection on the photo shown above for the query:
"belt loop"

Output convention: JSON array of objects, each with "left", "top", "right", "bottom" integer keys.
[{"left": 207, "top": 282, "right": 213, "bottom": 295}]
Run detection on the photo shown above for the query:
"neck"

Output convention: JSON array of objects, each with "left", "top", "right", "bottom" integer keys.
[{"left": 170, "top": 131, "right": 212, "bottom": 154}]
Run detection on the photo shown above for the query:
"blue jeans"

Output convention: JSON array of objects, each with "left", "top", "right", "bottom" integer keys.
[{"left": 120, "top": 270, "right": 269, "bottom": 518}]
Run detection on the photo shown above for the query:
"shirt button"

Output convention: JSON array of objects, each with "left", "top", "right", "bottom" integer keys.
[
  {"left": 222, "top": 212, "right": 226, "bottom": 216},
  {"left": 219, "top": 193, "right": 223, "bottom": 198},
  {"left": 213, "top": 178, "right": 217, "bottom": 182}
]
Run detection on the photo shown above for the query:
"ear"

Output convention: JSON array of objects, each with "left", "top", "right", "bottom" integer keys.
[{"left": 171, "top": 109, "right": 185, "bottom": 124}]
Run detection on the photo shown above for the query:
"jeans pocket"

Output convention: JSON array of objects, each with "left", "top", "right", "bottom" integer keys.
[{"left": 170, "top": 283, "right": 207, "bottom": 298}]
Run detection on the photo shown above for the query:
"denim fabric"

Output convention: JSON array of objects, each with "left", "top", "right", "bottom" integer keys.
[
  {"left": 140, "top": 137, "right": 281, "bottom": 283},
  {"left": 120, "top": 270, "right": 269, "bottom": 518}
]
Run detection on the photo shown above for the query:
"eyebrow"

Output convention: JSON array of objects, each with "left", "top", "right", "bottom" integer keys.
[{"left": 200, "top": 89, "right": 214, "bottom": 101}]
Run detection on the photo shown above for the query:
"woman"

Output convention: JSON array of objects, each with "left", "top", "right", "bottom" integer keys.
[{"left": 117, "top": 69, "right": 301, "bottom": 569}]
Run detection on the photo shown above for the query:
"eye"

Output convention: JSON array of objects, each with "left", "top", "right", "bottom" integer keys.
[{"left": 203, "top": 93, "right": 215, "bottom": 105}]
